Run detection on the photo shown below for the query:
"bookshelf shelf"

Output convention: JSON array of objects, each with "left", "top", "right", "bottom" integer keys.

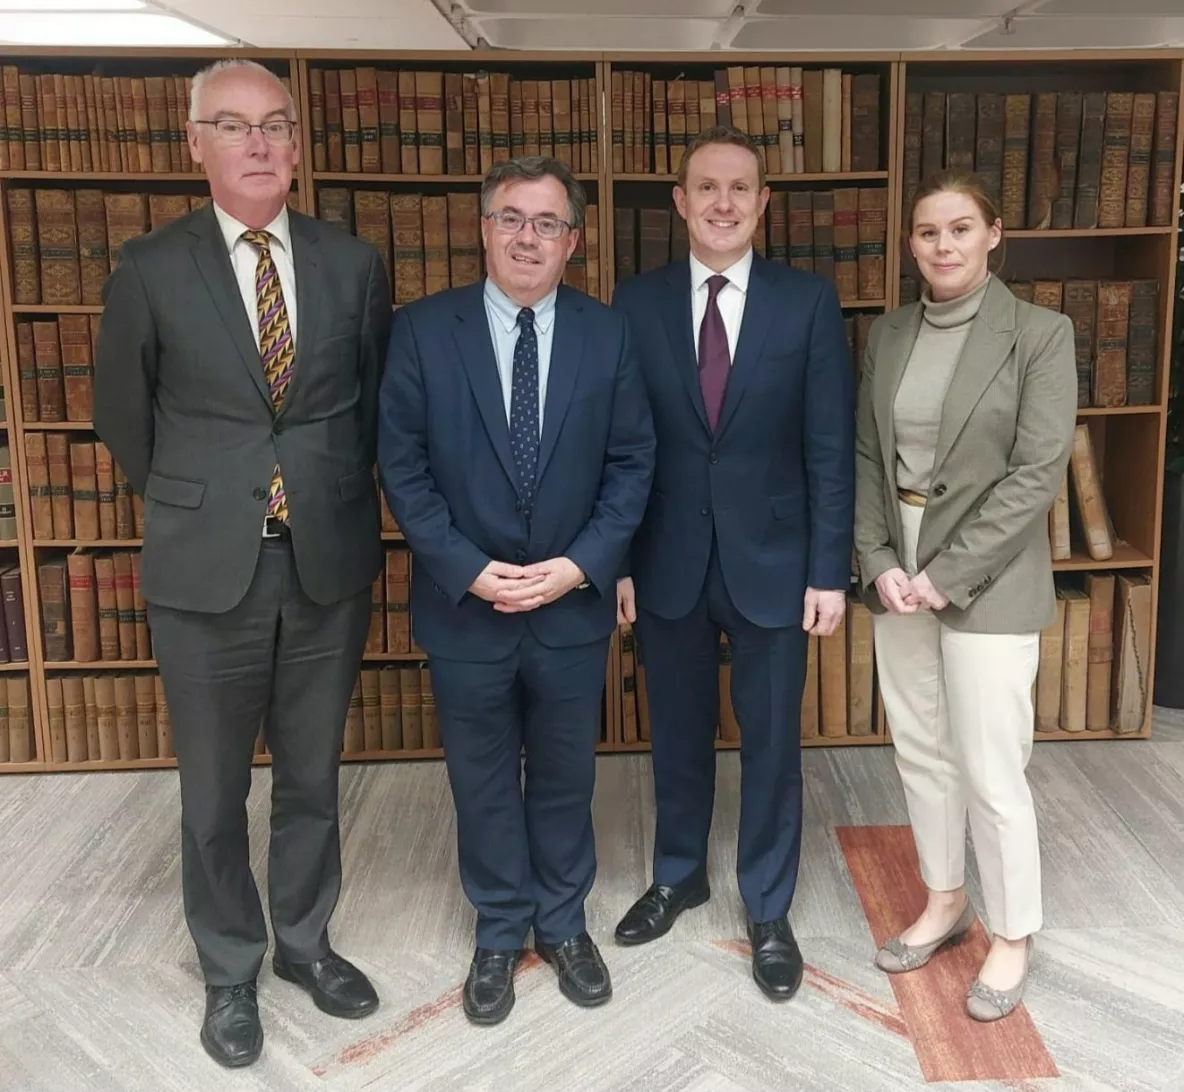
[{"left": 0, "top": 46, "right": 1175, "bottom": 772}]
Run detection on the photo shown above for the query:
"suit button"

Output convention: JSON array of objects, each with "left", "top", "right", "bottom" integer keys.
[
  {"left": 273, "top": 422, "right": 284, "bottom": 436},
  {"left": 515, "top": 549, "right": 527, "bottom": 563},
  {"left": 934, "top": 483, "right": 947, "bottom": 497},
  {"left": 709, "top": 452, "right": 719, "bottom": 464},
  {"left": 700, "top": 505, "right": 710, "bottom": 516},
  {"left": 253, "top": 487, "right": 267, "bottom": 500}
]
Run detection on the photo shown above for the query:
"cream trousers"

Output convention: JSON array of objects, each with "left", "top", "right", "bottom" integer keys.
[{"left": 872, "top": 500, "right": 1042, "bottom": 940}]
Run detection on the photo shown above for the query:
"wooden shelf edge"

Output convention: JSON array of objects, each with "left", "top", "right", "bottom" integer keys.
[
  {"left": 314, "top": 171, "right": 598, "bottom": 183},
  {"left": 0, "top": 171, "right": 211, "bottom": 182},
  {"left": 34, "top": 539, "right": 141, "bottom": 548},
  {"left": 0, "top": 662, "right": 32, "bottom": 672},
  {"left": 0, "top": 761, "right": 48, "bottom": 774},
  {"left": 1052, "top": 546, "right": 1154, "bottom": 571},
  {"left": 44, "top": 660, "right": 157, "bottom": 670},
  {"left": 1034, "top": 728, "right": 1150, "bottom": 741},
  {"left": 613, "top": 171, "right": 889, "bottom": 183}
]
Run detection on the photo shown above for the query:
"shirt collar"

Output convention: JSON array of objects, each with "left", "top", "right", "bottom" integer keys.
[
  {"left": 213, "top": 201, "right": 293, "bottom": 257},
  {"left": 484, "top": 276, "right": 558, "bottom": 335},
  {"left": 689, "top": 246, "right": 754, "bottom": 295}
]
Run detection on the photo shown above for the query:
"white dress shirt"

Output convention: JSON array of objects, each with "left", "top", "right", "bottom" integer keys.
[
  {"left": 689, "top": 246, "right": 753, "bottom": 365},
  {"left": 483, "top": 276, "right": 557, "bottom": 435},
  {"left": 212, "top": 202, "right": 298, "bottom": 349}
]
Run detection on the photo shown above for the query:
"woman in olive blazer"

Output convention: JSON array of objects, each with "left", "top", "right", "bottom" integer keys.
[{"left": 854, "top": 169, "right": 1078, "bottom": 1022}]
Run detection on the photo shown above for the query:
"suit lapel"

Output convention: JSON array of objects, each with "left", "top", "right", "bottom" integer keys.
[
  {"left": 714, "top": 255, "right": 775, "bottom": 438},
  {"left": 537, "top": 287, "right": 583, "bottom": 485},
  {"left": 930, "top": 277, "right": 1019, "bottom": 477},
  {"left": 660, "top": 260, "right": 711, "bottom": 434},
  {"left": 282, "top": 211, "right": 321, "bottom": 418},
  {"left": 188, "top": 203, "right": 272, "bottom": 409},
  {"left": 453, "top": 283, "right": 519, "bottom": 494},
  {"left": 873, "top": 302, "right": 924, "bottom": 490}
]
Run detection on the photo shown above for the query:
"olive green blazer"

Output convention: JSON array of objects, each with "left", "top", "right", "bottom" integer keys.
[{"left": 853, "top": 274, "right": 1078, "bottom": 634}]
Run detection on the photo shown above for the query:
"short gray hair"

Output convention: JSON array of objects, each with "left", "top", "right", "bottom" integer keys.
[
  {"left": 189, "top": 59, "right": 297, "bottom": 122},
  {"left": 480, "top": 155, "right": 587, "bottom": 229}
]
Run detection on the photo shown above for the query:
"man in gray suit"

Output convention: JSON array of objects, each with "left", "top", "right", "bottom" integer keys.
[{"left": 94, "top": 59, "right": 390, "bottom": 1069}]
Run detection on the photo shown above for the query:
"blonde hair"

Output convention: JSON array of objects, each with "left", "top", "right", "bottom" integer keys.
[{"left": 189, "top": 59, "right": 296, "bottom": 122}]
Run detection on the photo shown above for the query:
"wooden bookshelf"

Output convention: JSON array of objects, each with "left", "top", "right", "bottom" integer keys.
[{"left": 0, "top": 46, "right": 1178, "bottom": 772}]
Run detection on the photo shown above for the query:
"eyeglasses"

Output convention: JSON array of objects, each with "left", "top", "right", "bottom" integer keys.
[
  {"left": 193, "top": 119, "right": 297, "bottom": 146},
  {"left": 485, "top": 209, "right": 571, "bottom": 241}
]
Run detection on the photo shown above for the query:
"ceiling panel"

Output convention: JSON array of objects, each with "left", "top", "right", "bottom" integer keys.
[
  {"left": 1032, "top": 0, "right": 1184, "bottom": 13},
  {"left": 186, "top": 14, "right": 470, "bottom": 48},
  {"left": 961, "top": 14, "right": 1184, "bottom": 46},
  {"left": 754, "top": 0, "right": 1017, "bottom": 15},
  {"left": 471, "top": 15, "right": 724, "bottom": 48},
  {"left": 729, "top": 16, "right": 990, "bottom": 49},
  {"left": 465, "top": 0, "right": 733, "bottom": 14}
]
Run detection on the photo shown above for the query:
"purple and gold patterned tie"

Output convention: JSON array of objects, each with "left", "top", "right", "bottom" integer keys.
[
  {"left": 242, "top": 229, "right": 292, "bottom": 523},
  {"left": 698, "top": 273, "right": 730, "bottom": 432}
]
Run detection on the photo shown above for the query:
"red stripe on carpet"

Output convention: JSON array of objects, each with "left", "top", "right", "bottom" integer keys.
[{"left": 837, "top": 825, "right": 1059, "bottom": 1083}]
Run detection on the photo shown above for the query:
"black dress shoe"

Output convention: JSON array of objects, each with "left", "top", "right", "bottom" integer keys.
[
  {"left": 614, "top": 875, "right": 711, "bottom": 945},
  {"left": 747, "top": 917, "right": 804, "bottom": 1001},
  {"left": 200, "top": 981, "right": 263, "bottom": 1068},
  {"left": 535, "top": 932, "right": 612, "bottom": 1007},
  {"left": 273, "top": 950, "right": 379, "bottom": 1019},
  {"left": 462, "top": 948, "right": 520, "bottom": 1026}
]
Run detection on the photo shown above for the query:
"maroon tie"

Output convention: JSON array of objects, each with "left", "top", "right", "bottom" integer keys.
[{"left": 698, "top": 273, "right": 730, "bottom": 431}]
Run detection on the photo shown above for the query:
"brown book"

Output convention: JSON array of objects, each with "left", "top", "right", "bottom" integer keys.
[
  {"left": 415, "top": 70, "right": 444, "bottom": 175},
  {"left": 365, "top": 571, "right": 384, "bottom": 653},
  {"left": 113, "top": 465, "right": 134, "bottom": 539},
  {"left": 103, "top": 193, "right": 149, "bottom": 270},
  {"left": 68, "top": 441, "right": 99, "bottom": 541},
  {"left": 130, "top": 553, "right": 149, "bottom": 659},
  {"left": 375, "top": 69, "right": 399, "bottom": 174},
  {"left": 846, "top": 597, "right": 874, "bottom": 736},
  {"left": 856, "top": 188, "right": 887, "bottom": 300},
  {"left": 800, "top": 633, "right": 819, "bottom": 739},
  {"left": 1059, "top": 586, "right": 1090, "bottom": 733},
  {"left": 309, "top": 67, "right": 326, "bottom": 172},
  {"left": 24, "top": 431, "right": 52, "bottom": 540},
  {"left": 831, "top": 189, "right": 859, "bottom": 301},
  {"left": 94, "top": 675, "right": 118, "bottom": 761},
  {"left": 1111, "top": 573, "right": 1152, "bottom": 734},
  {"left": 1001, "top": 94, "right": 1031, "bottom": 230},
  {"left": 355, "top": 66, "right": 380, "bottom": 174},
  {"left": 6, "top": 188, "right": 38, "bottom": 305},
  {"left": 1150, "top": 91, "right": 1179, "bottom": 227},
  {"left": 390, "top": 193, "right": 424, "bottom": 304},
  {"left": 94, "top": 555, "right": 119, "bottom": 661},
  {"left": 46, "top": 677, "right": 66, "bottom": 763},
  {"left": 35, "top": 188, "right": 80, "bottom": 306},
  {"left": 0, "top": 567, "right": 27, "bottom": 663},
  {"left": 134, "top": 673, "right": 157, "bottom": 759},
  {"left": 84, "top": 675, "right": 100, "bottom": 758},
  {"left": 819, "top": 615, "right": 848, "bottom": 738},
  {"left": 1126, "top": 279, "right": 1158, "bottom": 407},
  {"left": 46, "top": 432, "right": 73, "bottom": 538},
  {"left": 811, "top": 191, "right": 835, "bottom": 284},
  {"left": 323, "top": 68, "right": 344, "bottom": 172},
  {"left": 1050, "top": 471, "right": 1071, "bottom": 561},
  {"left": 718, "top": 637, "right": 740, "bottom": 742},
  {"left": 38, "top": 559, "right": 70, "bottom": 662},
  {"left": 342, "top": 676, "right": 364, "bottom": 753},
  {"left": 1124, "top": 92, "right": 1156, "bottom": 227},
  {"left": 112, "top": 551, "right": 136, "bottom": 659},
  {"left": 66, "top": 551, "right": 98, "bottom": 662},
  {"left": 352, "top": 191, "right": 392, "bottom": 290},
  {"left": 462, "top": 74, "right": 479, "bottom": 175},
  {"left": 788, "top": 191, "right": 814, "bottom": 273},
  {"left": 850, "top": 73, "right": 880, "bottom": 171},
  {"left": 920, "top": 90, "right": 945, "bottom": 181},
  {"left": 1035, "top": 593, "right": 1066, "bottom": 732},
  {"left": 378, "top": 667, "right": 401, "bottom": 750},
  {"left": 1062, "top": 279, "right": 1097, "bottom": 408},
  {"left": 74, "top": 189, "right": 108, "bottom": 306},
  {"left": 667, "top": 80, "right": 686, "bottom": 175},
  {"left": 1068, "top": 423, "right": 1115, "bottom": 561},
  {"left": 945, "top": 91, "right": 976, "bottom": 172},
  {"left": 59, "top": 314, "right": 94, "bottom": 423},
  {"left": 802, "top": 69, "right": 825, "bottom": 174},
  {"left": 360, "top": 669, "right": 382, "bottom": 751},
  {"left": 317, "top": 187, "right": 352, "bottom": 233},
  {"left": 385, "top": 549, "right": 410, "bottom": 653},
  {"left": 1026, "top": 92, "right": 1058, "bottom": 229},
  {"left": 399, "top": 666, "right": 422, "bottom": 749},
  {"left": 447, "top": 192, "right": 481, "bottom": 288},
  {"left": 538, "top": 78, "right": 554, "bottom": 159},
  {"left": 902, "top": 91, "right": 923, "bottom": 209},
  {"left": 62, "top": 676, "right": 87, "bottom": 763},
  {"left": 1084, "top": 574, "right": 1116, "bottom": 735},
  {"left": 1097, "top": 92, "right": 1134, "bottom": 230},
  {"left": 7, "top": 678, "right": 31, "bottom": 763},
  {"left": 1093, "top": 280, "right": 1131, "bottom": 408},
  {"left": 422, "top": 195, "right": 451, "bottom": 296}
]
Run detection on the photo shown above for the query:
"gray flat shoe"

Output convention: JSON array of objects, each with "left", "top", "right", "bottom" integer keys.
[
  {"left": 874, "top": 898, "right": 976, "bottom": 974},
  {"left": 966, "top": 935, "right": 1033, "bottom": 1022}
]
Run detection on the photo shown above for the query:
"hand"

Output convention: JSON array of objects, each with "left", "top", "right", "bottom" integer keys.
[
  {"left": 617, "top": 576, "right": 636, "bottom": 625},
  {"left": 494, "top": 557, "right": 586, "bottom": 613},
  {"left": 904, "top": 570, "right": 949, "bottom": 611},
  {"left": 468, "top": 560, "right": 543, "bottom": 605},
  {"left": 874, "top": 568, "right": 917, "bottom": 614},
  {"left": 802, "top": 587, "right": 846, "bottom": 637}
]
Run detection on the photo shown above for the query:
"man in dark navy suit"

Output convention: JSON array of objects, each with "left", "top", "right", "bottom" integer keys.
[
  {"left": 611, "top": 126, "right": 854, "bottom": 1001},
  {"left": 378, "top": 156, "right": 654, "bottom": 1025}
]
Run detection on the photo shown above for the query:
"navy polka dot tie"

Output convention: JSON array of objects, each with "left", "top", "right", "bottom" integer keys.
[{"left": 510, "top": 306, "right": 540, "bottom": 508}]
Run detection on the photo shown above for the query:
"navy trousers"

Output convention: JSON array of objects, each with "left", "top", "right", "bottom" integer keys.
[
  {"left": 634, "top": 536, "right": 809, "bottom": 923},
  {"left": 429, "top": 632, "right": 609, "bottom": 950}
]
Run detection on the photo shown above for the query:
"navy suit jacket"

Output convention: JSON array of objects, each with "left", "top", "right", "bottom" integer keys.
[
  {"left": 378, "top": 280, "right": 655, "bottom": 662},
  {"left": 612, "top": 254, "right": 854, "bottom": 628}
]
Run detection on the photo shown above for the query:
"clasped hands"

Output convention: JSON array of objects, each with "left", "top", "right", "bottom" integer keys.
[
  {"left": 874, "top": 567, "right": 948, "bottom": 614},
  {"left": 469, "top": 557, "right": 585, "bottom": 613}
]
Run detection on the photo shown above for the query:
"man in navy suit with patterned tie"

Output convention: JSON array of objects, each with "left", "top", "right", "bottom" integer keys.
[
  {"left": 378, "top": 156, "right": 654, "bottom": 1026},
  {"left": 611, "top": 126, "right": 854, "bottom": 1001}
]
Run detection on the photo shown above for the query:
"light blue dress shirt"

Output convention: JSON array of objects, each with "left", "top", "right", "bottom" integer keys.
[{"left": 483, "top": 276, "right": 557, "bottom": 436}]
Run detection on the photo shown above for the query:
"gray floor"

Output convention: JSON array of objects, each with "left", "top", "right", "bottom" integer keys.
[{"left": 3, "top": 714, "right": 1184, "bottom": 1091}]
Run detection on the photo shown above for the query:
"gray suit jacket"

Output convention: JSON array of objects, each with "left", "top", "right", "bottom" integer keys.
[
  {"left": 94, "top": 202, "right": 392, "bottom": 613},
  {"left": 854, "top": 274, "right": 1078, "bottom": 634}
]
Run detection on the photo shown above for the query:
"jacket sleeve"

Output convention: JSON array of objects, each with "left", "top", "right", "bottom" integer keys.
[
  {"left": 377, "top": 308, "right": 491, "bottom": 605},
  {"left": 358, "top": 247, "right": 392, "bottom": 469},
  {"left": 93, "top": 245, "right": 157, "bottom": 496},
  {"left": 803, "top": 281, "right": 856, "bottom": 590},
  {"left": 564, "top": 315, "right": 656, "bottom": 596},
  {"left": 924, "top": 313, "right": 1078, "bottom": 610},
  {"left": 853, "top": 318, "right": 902, "bottom": 589}
]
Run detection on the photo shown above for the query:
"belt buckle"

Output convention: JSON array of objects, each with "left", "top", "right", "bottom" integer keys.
[{"left": 263, "top": 516, "right": 287, "bottom": 538}]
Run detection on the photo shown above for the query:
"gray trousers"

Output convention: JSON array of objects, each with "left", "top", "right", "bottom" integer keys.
[{"left": 147, "top": 538, "right": 370, "bottom": 986}]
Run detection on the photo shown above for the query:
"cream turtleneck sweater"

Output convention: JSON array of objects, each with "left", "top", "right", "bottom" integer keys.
[{"left": 893, "top": 274, "right": 990, "bottom": 496}]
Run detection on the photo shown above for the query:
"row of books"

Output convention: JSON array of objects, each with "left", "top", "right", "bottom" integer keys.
[
  {"left": 901, "top": 275, "right": 1160, "bottom": 410},
  {"left": 613, "top": 187, "right": 889, "bottom": 302},
  {"left": 308, "top": 67, "right": 598, "bottom": 178},
  {"left": 0, "top": 676, "right": 33, "bottom": 763},
  {"left": 25, "top": 434, "right": 140, "bottom": 543},
  {"left": 39, "top": 549, "right": 148, "bottom": 664},
  {"left": 0, "top": 446, "right": 15, "bottom": 541},
  {"left": 14, "top": 315, "right": 98, "bottom": 424},
  {"left": 611, "top": 67, "right": 881, "bottom": 177},
  {"left": 0, "top": 67, "right": 293, "bottom": 175},
  {"left": 903, "top": 88, "right": 1179, "bottom": 230},
  {"left": 316, "top": 187, "right": 602, "bottom": 304}
]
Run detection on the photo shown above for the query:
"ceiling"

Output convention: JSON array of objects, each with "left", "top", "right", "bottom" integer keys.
[{"left": 3, "top": 0, "right": 1184, "bottom": 50}]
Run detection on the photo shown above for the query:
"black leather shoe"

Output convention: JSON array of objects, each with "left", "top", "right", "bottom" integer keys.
[
  {"left": 535, "top": 932, "right": 612, "bottom": 1007},
  {"left": 462, "top": 948, "right": 521, "bottom": 1026},
  {"left": 200, "top": 981, "right": 263, "bottom": 1068},
  {"left": 747, "top": 917, "right": 804, "bottom": 1001},
  {"left": 615, "top": 875, "right": 710, "bottom": 945},
  {"left": 273, "top": 950, "right": 379, "bottom": 1019}
]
